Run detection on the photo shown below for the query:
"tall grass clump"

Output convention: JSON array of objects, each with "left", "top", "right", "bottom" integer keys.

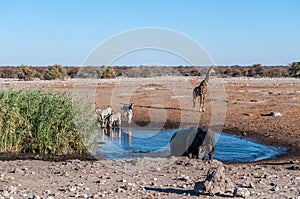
[{"left": 0, "top": 89, "right": 96, "bottom": 154}]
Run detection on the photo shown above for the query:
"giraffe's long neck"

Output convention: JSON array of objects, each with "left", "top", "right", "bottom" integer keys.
[{"left": 204, "top": 67, "right": 213, "bottom": 82}]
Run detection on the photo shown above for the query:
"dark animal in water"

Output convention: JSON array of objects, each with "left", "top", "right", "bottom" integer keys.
[{"left": 170, "top": 126, "right": 216, "bottom": 160}]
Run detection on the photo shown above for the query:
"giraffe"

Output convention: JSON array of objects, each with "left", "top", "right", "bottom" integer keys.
[{"left": 192, "top": 67, "right": 214, "bottom": 112}]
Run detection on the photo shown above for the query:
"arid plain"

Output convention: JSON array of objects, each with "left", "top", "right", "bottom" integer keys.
[{"left": 1, "top": 77, "right": 300, "bottom": 198}]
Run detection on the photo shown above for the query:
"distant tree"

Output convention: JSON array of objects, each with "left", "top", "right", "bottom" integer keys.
[
  {"left": 17, "top": 65, "right": 36, "bottom": 81},
  {"left": 247, "top": 67, "right": 255, "bottom": 77},
  {"left": 217, "top": 67, "right": 225, "bottom": 77},
  {"left": 253, "top": 64, "right": 266, "bottom": 77},
  {"left": 231, "top": 69, "right": 242, "bottom": 77},
  {"left": 189, "top": 69, "right": 201, "bottom": 76},
  {"left": 0, "top": 68, "right": 17, "bottom": 78},
  {"left": 44, "top": 64, "right": 67, "bottom": 80},
  {"left": 289, "top": 62, "right": 300, "bottom": 78},
  {"left": 97, "top": 65, "right": 117, "bottom": 79},
  {"left": 266, "top": 67, "right": 281, "bottom": 77},
  {"left": 33, "top": 67, "right": 47, "bottom": 79},
  {"left": 223, "top": 68, "right": 232, "bottom": 77},
  {"left": 240, "top": 68, "right": 247, "bottom": 76},
  {"left": 66, "top": 67, "right": 79, "bottom": 78}
]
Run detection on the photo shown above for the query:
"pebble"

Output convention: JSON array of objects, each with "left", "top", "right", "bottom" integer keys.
[
  {"left": 270, "top": 182, "right": 276, "bottom": 186},
  {"left": 8, "top": 186, "right": 17, "bottom": 193},
  {"left": 69, "top": 187, "right": 76, "bottom": 192},
  {"left": 119, "top": 179, "right": 126, "bottom": 183},
  {"left": 9, "top": 168, "right": 24, "bottom": 174},
  {"left": 115, "top": 188, "right": 122, "bottom": 193},
  {"left": 233, "top": 188, "right": 251, "bottom": 198},
  {"left": 249, "top": 182, "right": 255, "bottom": 189},
  {"left": 270, "top": 186, "right": 279, "bottom": 191},
  {"left": 2, "top": 190, "right": 10, "bottom": 197}
]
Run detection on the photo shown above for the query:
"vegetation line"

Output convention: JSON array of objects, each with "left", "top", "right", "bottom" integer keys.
[{"left": 0, "top": 62, "right": 300, "bottom": 80}]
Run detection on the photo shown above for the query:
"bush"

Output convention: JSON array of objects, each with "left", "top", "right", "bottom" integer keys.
[
  {"left": 44, "top": 64, "right": 67, "bottom": 80},
  {"left": 17, "top": 65, "right": 36, "bottom": 81},
  {"left": 231, "top": 69, "right": 243, "bottom": 77},
  {"left": 97, "top": 65, "right": 116, "bottom": 78},
  {"left": 0, "top": 68, "right": 17, "bottom": 78},
  {"left": 66, "top": 67, "right": 79, "bottom": 78},
  {"left": 223, "top": 68, "right": 232, "bottom": 77},
  {"left": 253, "top": 64, "right": 266, "bottom": 77},
  {"left": 0, "top": 89, "right": 96, "bottom": 154},
  {"left": 189, "top": 69, "right": 201, "bottom": 76},
  {"left": 289, "top": 62, "right": 300, "bottom": 78}
]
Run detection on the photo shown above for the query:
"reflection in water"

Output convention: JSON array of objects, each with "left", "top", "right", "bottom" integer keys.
[
  {"left": 93, "top": 128, "right": 288, "bottom": 162},
  {"left": 99, "top": 128, "right": 174, "bottom": 153},
  {"left": 100, "top": 127, "right": 133, "bottom": 150}
]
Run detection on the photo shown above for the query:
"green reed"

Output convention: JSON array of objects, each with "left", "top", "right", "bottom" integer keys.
[{"left": 0, "top": 89, "right": 96, "bottom": 154}]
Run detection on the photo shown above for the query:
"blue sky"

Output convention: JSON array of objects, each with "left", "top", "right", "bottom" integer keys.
[{"left": 0, "top": 0, "right": 299, "bottom": 66}]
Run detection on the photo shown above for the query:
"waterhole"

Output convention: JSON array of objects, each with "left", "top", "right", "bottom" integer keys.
[{"left": 93, "top": 128, "right": 287, "bottom": 163}]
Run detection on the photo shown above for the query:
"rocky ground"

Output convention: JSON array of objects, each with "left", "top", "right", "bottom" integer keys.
[
  {"left": 1, "top": 158, "right": 300, "bottom": 198},
  {"left": 1, "top": 77, "right": 300, "bottom": 198}
]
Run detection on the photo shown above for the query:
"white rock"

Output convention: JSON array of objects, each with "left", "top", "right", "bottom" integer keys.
[
  {"left": 8, "top": 186, "right": 17, "bottom": 193},
  {"left": 2, "top": 190, "right": 10, "bottom": 197},
  {"left": 233, "top": 187, "right": 251, "bottom": 198},
  {"left": 69, "top": 187, "right": 76, "bottom": 192}
]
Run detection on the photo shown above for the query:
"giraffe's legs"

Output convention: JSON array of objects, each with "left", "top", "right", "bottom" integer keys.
[
  {"left": 192, "top": 91, "right": 196, "bottom": 111},
  {"left": 202, "top": 94, "right": 206, "bottom": 112},
  {"left": 199, "top": 94, "right": 204, "bottom": 112}
]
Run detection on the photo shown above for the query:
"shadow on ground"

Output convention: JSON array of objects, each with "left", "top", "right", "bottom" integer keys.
[
  {"left": 144, "top": 187, "right": 196, "bottom": 196},
  {"left": 144, "top": 187, "right": 233, "bottom": 198}
]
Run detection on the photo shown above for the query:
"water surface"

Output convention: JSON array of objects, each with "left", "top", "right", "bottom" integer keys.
[{"left": 93, "top": 128, "right": 287, "bottom": 163}]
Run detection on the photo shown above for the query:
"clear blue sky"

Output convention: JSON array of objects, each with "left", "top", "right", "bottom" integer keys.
[{"left": 0, "top": 0, "right": 299, "bottom": 66}]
